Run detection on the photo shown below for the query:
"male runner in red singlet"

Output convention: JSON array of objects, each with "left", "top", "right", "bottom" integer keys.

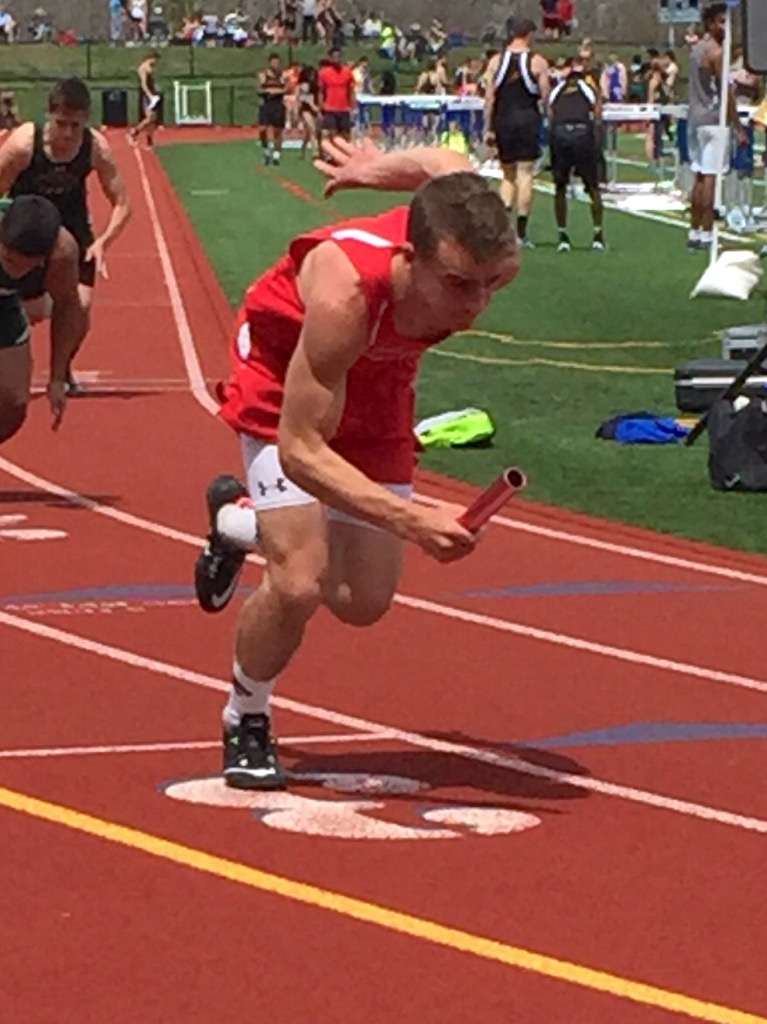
[{"left": 194, "top": 138, "right": 520, "bottom": 790}]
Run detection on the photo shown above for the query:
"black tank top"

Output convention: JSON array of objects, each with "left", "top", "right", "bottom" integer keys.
[
  {"left": 549, "top": 75, "right": 596, "bottom": 126},
  {"left": 493, "top": 50, "right": 541, "bottom": 121},
  {"left": 0, "top": 198, "right": 54, "bottom": 337},
  {"left": 10, "top": 125, "right": 93, "bottom": 249},
  {"left": 260, "top": 68, "right": 286, "bottom": 101}
]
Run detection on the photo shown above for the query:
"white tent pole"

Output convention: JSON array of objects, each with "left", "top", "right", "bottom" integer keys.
[{"left": 710, "top": 5, "right": 733, "bottom": 266}]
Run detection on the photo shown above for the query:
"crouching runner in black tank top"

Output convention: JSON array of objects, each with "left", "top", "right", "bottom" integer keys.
[
  {"left": 548, "top": 57, "right": 605, "bottom": 252},
  {"left": 0, "top": 196, "right": 86, "bottom": 441},
  {"left": 0, "top": 78, "right": 131, "bottom": 394}
]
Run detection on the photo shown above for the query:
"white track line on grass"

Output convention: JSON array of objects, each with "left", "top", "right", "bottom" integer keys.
[
  {"left": 2, "top": 451, "right": 767, "bottom": 697},
  {"left": 0, "top": 605, "right": 765, "bottom": 834}
]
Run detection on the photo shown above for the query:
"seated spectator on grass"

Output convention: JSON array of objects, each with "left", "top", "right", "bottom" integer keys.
[
  {"left": 427, "top": 19, "right": 447, "bottom": 56},
  {"left": 558, "top": 0, "right": 575, "bottom": 35},
  {"left": 540, "top": 0, "right": 561, "bottom": 39},
  {"left": 378, "top": 21, "right": 398, "bottom": 59},
  {"left": 362, "top": 11, "right": 381, "bottom": 39},
  {"left": 0, "top": 6, "right": 16, "bottom": 43},
  {"left": 30, "top": 8, "right": 54, "bottom": 42},
  {"left": 200, "top": 12, "right": 222, "bottom": 45}
]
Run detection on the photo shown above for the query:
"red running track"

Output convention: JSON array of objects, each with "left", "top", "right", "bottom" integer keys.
[{"left": 0, "top": 132, "right": 766, "bottom": 1024}]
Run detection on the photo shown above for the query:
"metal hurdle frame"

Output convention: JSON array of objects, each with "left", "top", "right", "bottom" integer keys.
[{"left": 173, "top": 80, "right": 214, "bottom": 126}]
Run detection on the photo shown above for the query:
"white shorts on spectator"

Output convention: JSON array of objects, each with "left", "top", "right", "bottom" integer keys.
[{"left": 688, "top": 124, "right": 730, "bottom": 176}]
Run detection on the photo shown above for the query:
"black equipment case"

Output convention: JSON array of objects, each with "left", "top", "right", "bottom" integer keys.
[{"left": 674, "top": 359, "right": 767, "bottom": 413}]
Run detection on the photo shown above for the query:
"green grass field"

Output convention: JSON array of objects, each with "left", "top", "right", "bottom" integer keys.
[{"left": 158, "top": 139, "right": 767, "bottom": 555}]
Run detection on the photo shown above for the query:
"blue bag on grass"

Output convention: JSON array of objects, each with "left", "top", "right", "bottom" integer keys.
[{"left": 596, "top": 411, "right": 691, "bottom": 445}]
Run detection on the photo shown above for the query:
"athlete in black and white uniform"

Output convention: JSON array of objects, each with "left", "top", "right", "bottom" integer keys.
[
  {"left": 483, "top": 18, "right": 549, "bottom": 247},
  {"left": 0, "top": 77, "right": 131, "bottom": 391},
  {"left": 258, "top": 54, "right": 288, "bottom": 165},
  {"left": 548, "top": 57, "right": 605, "bottom": 252},
  {"left": 0, "top": 196, "right": 85, "bottom": 440}
]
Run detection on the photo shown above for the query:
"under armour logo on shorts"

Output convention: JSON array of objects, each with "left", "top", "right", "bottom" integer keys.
[{"left": 257, "top": 478, "right": 288, "bottom": 496}]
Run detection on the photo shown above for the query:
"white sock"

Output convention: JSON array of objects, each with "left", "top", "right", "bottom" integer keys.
[
  {"left": 699, "top": 230, "right": 713, "bottom": 243},
  {"left": 216, "top": 501, "right": 258, "bottom": 550},
  {"left": 223, "top": 662, "right": 276, "bottom": 729},
  {"left": 688, "top": 228, "right": 701, "bottom": 240}
]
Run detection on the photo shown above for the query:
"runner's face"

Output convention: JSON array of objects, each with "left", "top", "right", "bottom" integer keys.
[
  {"left": 710, "top": 14, "right": 726, "bottom": 43},
  {"left": 0, "top": 243, "right": 42, "bottom": 280},
  {"left": 46, "top": 107, "right": 88, "bottom": 157},
  {"left": 412, "top": 237, "right": 519, "bottom": 334}
]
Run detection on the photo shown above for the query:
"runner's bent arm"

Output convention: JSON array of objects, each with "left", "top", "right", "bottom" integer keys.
[
  {"left": 316, "top": 140, "right": 474, "bottom": 196},
  {"left": 44, "top": 229, "right": 87, "bottom": 381},
  {"left": 90, "top": 131, "right": 131, "bottom": 252},
  {"left": 279, "top": 242, "right": 426, "bottom": 538},
  {"left": 0, "top": 122, "right": 34, "bottom": 195}
]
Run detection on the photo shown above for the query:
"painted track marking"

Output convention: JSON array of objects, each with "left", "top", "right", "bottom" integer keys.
[
  {"left": 1, "top": 606, "right": 766, "bottom": 834},
  {"left": 0, "top": 784, "right": 764, "bottom": 1024}
]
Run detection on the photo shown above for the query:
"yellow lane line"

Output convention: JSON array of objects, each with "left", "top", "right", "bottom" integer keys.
[{"left": 1, "top": 785, "right": 764, "bottom": 1024}]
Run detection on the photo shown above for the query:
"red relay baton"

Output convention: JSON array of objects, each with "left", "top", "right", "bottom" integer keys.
[{"left": 457, "top": 467, "right": 527, "bottom": 533}]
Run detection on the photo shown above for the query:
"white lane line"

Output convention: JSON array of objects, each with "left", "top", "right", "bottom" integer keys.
[
  {"left": 0, "top": 606, "right": 765, "bottom": 835},
  {"left": 0, "top": 732, "right": 392, "bottom": 760},
  {"left": 2, "top": 452, "right": 767, "bottom": 697},
  {"left": 134, "top": 149, "right": 219, "bottom": 415},
  {"left": 415, "top": 493, "right": 767, "bottom": 589}
]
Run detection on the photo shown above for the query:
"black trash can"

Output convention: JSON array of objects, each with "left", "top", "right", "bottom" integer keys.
[{"left": 101, "top": 88, "right": 128, "bottom": 128}]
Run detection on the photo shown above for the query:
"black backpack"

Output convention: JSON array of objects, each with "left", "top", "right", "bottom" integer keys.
[{"left": 707, "top": 396, "right": 767, "bottom": 491}]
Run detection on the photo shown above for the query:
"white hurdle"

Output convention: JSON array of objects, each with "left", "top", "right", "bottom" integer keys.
[{"left": 173, "top": 80, "right": 214, "bottom": 126}]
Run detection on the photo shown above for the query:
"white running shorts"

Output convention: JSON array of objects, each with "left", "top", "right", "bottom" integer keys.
[
  {"left": 240, "top": 435, "right": 412, "bottom": 530},
  {"left": 688, "top": 123, "right": 730, "bottom": 176}
]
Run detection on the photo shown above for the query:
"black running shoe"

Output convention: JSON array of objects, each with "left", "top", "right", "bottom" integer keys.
[
  {"left": 65, "top": 374, "right": 86, "bottom": 397},
  {"left": 194, "top": 474, "right": 250, "bottom": 613},
  {"left": 223, "top": 713, "right": 288, "bottom": 790}
]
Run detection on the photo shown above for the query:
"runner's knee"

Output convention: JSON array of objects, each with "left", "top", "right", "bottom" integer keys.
[
  {"left": 267, "top": 561, "right": 325, "bottom": 621},
  {"left": 327, "top": 589, "right": 394, "bottom": 627},
  {"left": 0, "top": 401, "right": 27, "bottom": 443}
]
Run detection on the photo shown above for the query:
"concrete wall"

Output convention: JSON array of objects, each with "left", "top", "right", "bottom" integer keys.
[{"left": 6, "top": 0, "right": 666, "bottom": 44}]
